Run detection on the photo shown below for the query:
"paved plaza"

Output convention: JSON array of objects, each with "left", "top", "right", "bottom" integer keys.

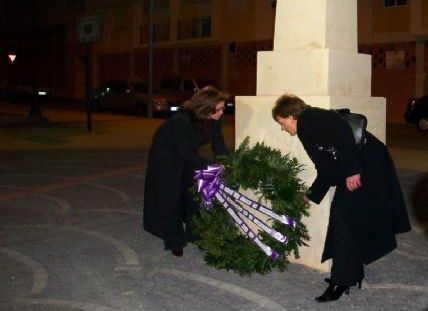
[{"left": 0, "top": 102, "right": 427, "bottom": 310}]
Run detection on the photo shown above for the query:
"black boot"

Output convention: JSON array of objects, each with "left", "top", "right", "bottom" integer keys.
[
  {"left": 315, "top": 283, "right": 350, "bottom": 302},
  {"left": 171, "top": 248, "right": 184, "bottom": 257}
]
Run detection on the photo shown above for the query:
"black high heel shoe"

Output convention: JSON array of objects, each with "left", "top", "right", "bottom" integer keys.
[
  {"left": 315, "top": 283, "right": 350, "bottom": 303},
  {"left": 356, "top": 278, "right": 363, "bottom": 289}
]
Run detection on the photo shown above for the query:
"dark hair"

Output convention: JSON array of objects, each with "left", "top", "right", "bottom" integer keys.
[
  {"left": 181, "top": 86, "right": 229, "bottom": 120},
  {"left": 272, "top": 94, "right": 310, "bottom": 120}
]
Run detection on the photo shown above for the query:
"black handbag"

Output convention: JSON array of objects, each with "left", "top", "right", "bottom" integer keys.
[{"left": 333, "top": 109, "right": 368, "bottom": 150}]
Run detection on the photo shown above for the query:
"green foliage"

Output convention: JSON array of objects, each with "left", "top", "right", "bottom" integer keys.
[{"left": 192, "top": 137, "right": 310, "bottom": 275}]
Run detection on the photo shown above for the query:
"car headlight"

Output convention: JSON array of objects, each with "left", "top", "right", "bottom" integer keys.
[{"left": 153, "top": 99, "right": 168, "bottom": 110}]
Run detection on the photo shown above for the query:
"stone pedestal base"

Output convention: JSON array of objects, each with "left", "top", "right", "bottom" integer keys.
[{"left": 257, "top": 50, "right": 372, "bottom": 97}]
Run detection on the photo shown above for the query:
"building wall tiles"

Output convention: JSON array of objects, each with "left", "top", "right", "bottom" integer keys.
[
  {"left": 373, "top": 1, "right": 410, "bottom": 34},
  {"left": 178, "top": 45, "right": 222, "bottom": 85},
  {"left": 359, "top": 41, "right": 416, "bottom": 123},
  {"left": 134, "top": 48, "right": 174, "bottom": 86},
  {"left": 97, "top": 53, "right": 130, "bottom": 84},
  {"left": 227, "top": 40, "right": 272, "bottom": 96}
]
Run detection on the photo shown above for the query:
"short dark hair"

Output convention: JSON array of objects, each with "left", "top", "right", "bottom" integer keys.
[
  {"left": 181, "top": 86, "right": 229, "bottom": 120},
  {"left": 272, "top": 94, "right": 310, "bottom": 120}
]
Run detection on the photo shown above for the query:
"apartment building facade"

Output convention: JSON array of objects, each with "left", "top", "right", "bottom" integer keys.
[
  {"left": 88, "top": 0, "right": 428, "bottom": 123},
  {"left": 2, "top": 0, "right": 427, "bottom": 123},
  {"left": 88, "top": 0, "right": 275, "bottom": 97},
  {"left": 358, "top": 0, "right": 428, "bottom": 122}
]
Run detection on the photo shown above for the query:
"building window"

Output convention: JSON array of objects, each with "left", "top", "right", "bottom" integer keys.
[
  {"left": 141, "top": 0, "right": 170, "bottom": 43},
  {"left": 177, "top": 0, "right": 211, "bottom": 40},
  {"left": 384, "top": 0, "right": 407, "bottom": 8},
  {"left": 140, "top": 22, "right": 170, "bottom": 43},
  {"left": 386, "top": 50, "right": 405, "bottom": 69},
  {"left": 177, "top": 18, "right": 211, "bottom": 40}
]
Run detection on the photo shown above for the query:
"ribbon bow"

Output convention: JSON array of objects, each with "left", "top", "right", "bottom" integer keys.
[{"left": 194, "top": 164, "right": 223, "bottom": 209}]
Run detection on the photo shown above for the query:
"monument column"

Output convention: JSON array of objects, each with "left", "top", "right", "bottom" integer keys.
[{"left": 235, "top": 0, "right": 386, "bottom": 271}]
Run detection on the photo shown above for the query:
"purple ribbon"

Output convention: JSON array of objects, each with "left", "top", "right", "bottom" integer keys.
[
  {"left": 194, "top": 164, "right": 223, "bottom": 209},
  {"left": 216, "top": 192, "right": 279, "bottom": 260}
]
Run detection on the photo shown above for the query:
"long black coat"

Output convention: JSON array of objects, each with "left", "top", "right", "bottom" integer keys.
[
  {"left": 143, "top": 112, "right": 228, "bottom": 245},
  {"left": 298, "top": 108, "right": 411, "bottom": 264}
]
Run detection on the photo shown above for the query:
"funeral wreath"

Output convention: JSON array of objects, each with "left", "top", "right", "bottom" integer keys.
[{"left": 192, "top": 137, "right": 311, "bottom": 275}]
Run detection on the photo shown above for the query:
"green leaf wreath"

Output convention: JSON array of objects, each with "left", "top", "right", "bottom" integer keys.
[{"left": 192, "top": 137, "right": 310, "bottom": 275}]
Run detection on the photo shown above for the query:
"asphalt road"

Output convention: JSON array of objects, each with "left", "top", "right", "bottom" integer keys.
[{"left": 0, "top": 104, "right": 427, "bottom": 310}]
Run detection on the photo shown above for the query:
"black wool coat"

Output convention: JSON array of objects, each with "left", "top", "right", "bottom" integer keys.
[
  {"left": 298, "top": 108, "right": 411, "bottom": 265},
  {"left": 143, "top": 112, "right": 228, "bottom": 242}
]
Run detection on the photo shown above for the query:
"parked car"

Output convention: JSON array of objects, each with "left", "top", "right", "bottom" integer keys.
[
  {"left": 159, "top": 76, "right": 198, "bottom": 105},
  {"left": 91, "top": 81, "right": 178, "bottom": 117},
  {"left": 223, "top": 96, "right": 235, "bottom": 115},
  {"left": 159, "top": 76, "right": 234, "bottom": 114},
  {"left": 5, "top": 78, "right": 51, "bottom": 100},
  {"left": 405, "top": 96, "right": 428, "bottom": 130}
]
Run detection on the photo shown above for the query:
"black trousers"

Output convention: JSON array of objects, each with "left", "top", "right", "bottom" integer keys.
[
  {"left": 329, "top": 206, "right": 365, "bottom": 287},
  {"left": 163, "top": 165, "right": 199, "bottom": 250}
]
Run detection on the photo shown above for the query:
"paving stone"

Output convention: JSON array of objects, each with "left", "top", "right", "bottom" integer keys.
[{"left": 0, "top": 142, "right": 427, "bottom": 310}]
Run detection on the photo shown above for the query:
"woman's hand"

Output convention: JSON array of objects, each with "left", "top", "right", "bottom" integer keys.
[
  {"left": 303, "top": 195, "right": 311, "bottom": 204},
  {"left": 346, "top": 174, "right": 362, "bottom": 191}
]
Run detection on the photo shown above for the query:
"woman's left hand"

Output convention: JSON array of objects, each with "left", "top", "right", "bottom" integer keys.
[{"left": 346, "top": 174, "right": 362, "bottom": 192}]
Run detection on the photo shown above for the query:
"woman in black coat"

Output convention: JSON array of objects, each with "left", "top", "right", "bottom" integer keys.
[
  {"left": 143, "top": 86, "right": 229, "bottom": 257},
  {"left": 272, "top": 94, "right": 411, "bottom": 302}
]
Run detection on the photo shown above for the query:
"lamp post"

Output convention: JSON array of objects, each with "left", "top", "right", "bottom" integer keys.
[
  {"left": 147, "top": 0, "right": 154, "bottom": 118},
  {"left": 30, "top": 0, "right": 41, "bottom": 117},
  {"left": 3, "top": 52, "right": 17, "bottom": 100},
  {"left": 85, "top": 42, "right": 92, "bottom": 132},
  {"left": 77, "top": 15, "right": 102, "bottom": 132}
]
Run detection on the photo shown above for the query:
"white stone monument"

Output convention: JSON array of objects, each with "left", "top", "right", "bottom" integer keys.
[{"left": 235, "top": 0, "right": 386, "bottom": 272}]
